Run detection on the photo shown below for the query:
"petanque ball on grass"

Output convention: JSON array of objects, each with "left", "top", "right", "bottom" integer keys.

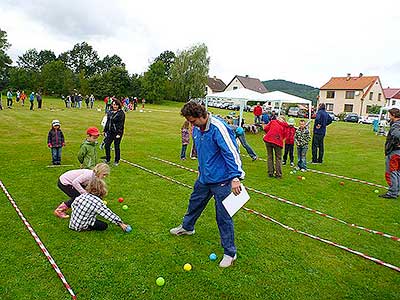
[
  {"left": 301, "top": 176, "right": 306, "bottom": 180},
  {"left": 340, "top": 181, "right": 345, "bottom": 186},
  {"left": 125, "top": 225, "right": 132, "bottom": 233},
  {"left": 156, "top": 277, "right": 165, "bottom": 286},
  {"left": 118, "top": 197, "right": 124, "bottom": 203},
  {"left": 290, "top": 171, "right": 293, "bottom": 175},
  {"left": 122, "top": 205, "right": 128, "bottom": 211},
  {"left": 374, "top": 189, "right": 379, "bottom": 193},
  {"left": 139, "top": 109, "right": 144, "bottom": 113},
  {"left": 183, "top": 263, "right": 192, "bottom": 271},
  {"left": 297, "top": 176, "right": 302, "bottom": 180},
  {"left": 103, "top": 200, "right": 108, "bottom": 205},
  {"left": 209, "top": 253, "right": 217, "bottom": 261},
  {"left": 293, "top": 170, "right": 297, "bottom": 174}
]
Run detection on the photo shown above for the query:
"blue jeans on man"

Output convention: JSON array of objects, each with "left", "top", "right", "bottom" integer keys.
[
  {"left": 180, "top": 144, "right": 188, "bottom": 159},
  {"left": 182, "top": 179, "right": 236, "bottom": 257},
  {"left": 51, "top": 147, "right": 62, "bottom": 165},
  {"left": 297, "top": 146, "right": 308, "bottom": 170}
]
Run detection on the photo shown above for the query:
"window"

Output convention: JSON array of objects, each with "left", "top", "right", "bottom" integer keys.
[
  {"left": 369, "top": 92, "right": 373, "bottom": 100},
  {"left": 366, "top": 105, "right": 371, "bottom": 113},
  {"left": 233, "top": 86, "right": 238, "bottom": 90},
  {"left": 345, "top": 91, "right": 355, "bottom": 99},
  {"left": 326, "top": 91, "right": 335, "bottom": 98},
  {"left": 344, "top": 104, "right": 353, "bottom": 112},
  {"left": 392, "top": 100, "right": 396, "bottom": 106},
  {"left": 378, "top": 93, "right": 382, "bottom": 101},
  {"left": 326, "top": 103, "right": 334, "bottom": 111}
]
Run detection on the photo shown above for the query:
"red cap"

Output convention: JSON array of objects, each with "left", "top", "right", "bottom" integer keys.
[{"left": 86, "top": 127, "right": 100, "bottom": 136}]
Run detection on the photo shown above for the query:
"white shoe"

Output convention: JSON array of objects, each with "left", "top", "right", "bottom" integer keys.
[
  {"left": 169, "top": 224, "right": 195, "bottom": 236},
  {"left": 219, "top": 254, "right": 237, "bottom": 268},
  {"left": 301, "top": 169, "right": 306, "bottom": 172}
]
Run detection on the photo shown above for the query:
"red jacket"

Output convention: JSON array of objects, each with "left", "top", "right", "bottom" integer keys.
[
  {"left": 285, "top": 126, "right": 296, "bottom": 144},
  {"left": 263, "top": 119, "right": 288, "bottom": 148},
  {"left": 253, "top": 105, "right": 262, "bottom": 116}
]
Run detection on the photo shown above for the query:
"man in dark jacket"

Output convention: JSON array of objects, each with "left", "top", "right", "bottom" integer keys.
[
  {"left": 312, "top": 103, "right": 332, "bottom": 163},
  {"left": 380, "top": 108, "right": 400, "bottom": 198}
]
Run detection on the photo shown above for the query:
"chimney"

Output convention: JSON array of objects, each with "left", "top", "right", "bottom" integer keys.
[
  {"left": 359, "top": 73, "right": 363, "bottom": 77},
  {"left": 346, "top": 73, "right": 351, "bottom": 81},
  {"left": 245, "top": 75, "right": 249, "bottom": 78},
  {"left": 213, "top": 76, "right": 217, "bottom": 80}
]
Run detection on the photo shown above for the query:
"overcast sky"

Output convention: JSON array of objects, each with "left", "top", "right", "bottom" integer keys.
[{"left": 1, "top": 0, "right": 399, "bottom": 88}]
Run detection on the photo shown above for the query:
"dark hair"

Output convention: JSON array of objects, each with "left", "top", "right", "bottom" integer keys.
[
  {"left": 389, "top": 108, "right": 400, "bottom": 118},
  {"left": 112, "top": 99, "right": 122, "bottom": 110},
  {"left": 181, "top": 101, "right": 207, "bottom": 118},
  {"left": 319, "top": 103, "right": 326, "bottom": 110}
]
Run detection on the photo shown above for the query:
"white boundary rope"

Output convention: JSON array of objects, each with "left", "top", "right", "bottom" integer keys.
[
  {"left": 0, "top": 180, "right": 77, "bottom": 299},
  {"left": 243, "top": 154, "right": 387, "bottom": 189},
  {"left": 120, "top": 159, "right": 400, "bottom": 273},
  {"left": 150, "top": 156, "right": 400, "bottom": 242}
]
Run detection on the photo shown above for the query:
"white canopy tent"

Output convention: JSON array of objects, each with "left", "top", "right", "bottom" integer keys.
[
  {"left": 205, "top": 89, "right": 312, "bottom": 125},
  {"left": 378, "top": 105, "right": 400, "bottom": 121}
]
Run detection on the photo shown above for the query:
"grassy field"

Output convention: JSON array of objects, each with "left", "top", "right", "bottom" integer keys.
[{"left": 0, "top": 97, "right": 399, "bottom": 300}]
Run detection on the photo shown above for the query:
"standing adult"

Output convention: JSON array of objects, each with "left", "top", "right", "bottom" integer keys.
[
  {"left": 89, "top": 94, "right": 95, "bottom": 109},
  {"left": 380, "top": 108, "right": 400, "bottom": 199},
  {"left": 226, "top": 117, "right": 258, "bottom": 161},
  {"left": 311, "top": 103, "right": 332, "bottom": 164},
  {"left": 104, "top": 99, "right": 125, "bottom": 166},
  {"left": 263, "top": 116, "right": 288, "bottom": 178},
  {"left": 253, "top": 102, "right": 262, "bottom": 124},
  {"left": 6, "top": 89, "right": 12, "bottom": 108},
  {"left": 36, "top": 92, "right": 42, "bottom": 109},
  {"left": 170, "top": 101, "right": 245, "bottom": 268},
  {"left": 29, "top": 92, "right": 35, "bottom": 110}
]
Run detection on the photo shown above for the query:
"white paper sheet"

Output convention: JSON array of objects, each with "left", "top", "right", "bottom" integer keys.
[{"left": 222, "top": 184, "right": 250, "bottom": 217}]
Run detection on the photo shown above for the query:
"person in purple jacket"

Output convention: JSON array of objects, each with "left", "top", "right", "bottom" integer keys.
[
  {"left": 170, "top": 101, "right": 245, "bottom": 268},
  {"left": 47, "top": 120, "right": 65, "bottom": 165}
]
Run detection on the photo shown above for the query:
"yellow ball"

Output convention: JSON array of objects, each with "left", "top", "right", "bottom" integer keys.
[
  {"left": 183, "top": 263, "right": 192, "bottom": 271},
  {"left": 103, "top": 200, "right": 108, "bottom": 205}
]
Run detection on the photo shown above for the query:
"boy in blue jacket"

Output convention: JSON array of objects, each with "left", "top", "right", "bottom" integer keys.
[
  {"left": 312, "top": 103, "right": 332, "bottom": 164},
  {"left": 170, "top": 101, "right": 245, "bottom": 268}
]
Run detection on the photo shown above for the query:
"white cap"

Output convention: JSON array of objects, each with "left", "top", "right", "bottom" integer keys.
[{"left": 52, "top": 119, "right": 60, "bottom": 126}]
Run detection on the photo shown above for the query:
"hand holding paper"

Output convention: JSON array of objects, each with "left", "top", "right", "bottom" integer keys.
[{"left": 222, "top": 184, "right": 250, "bottom": 217}]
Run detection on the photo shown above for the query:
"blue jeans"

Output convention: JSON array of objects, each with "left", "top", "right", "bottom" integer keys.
[
  {"left": 180, "top": 144, "right": 188, "bottom": 159},
  {"left": 297, "top": 146, "right": 308, "bottom": 170},
  {"left": 51, "top": 147, "right": 62, "bottom": 164},
  {"left": 254, "top": 115, "right": 261, "bottom": 124},
  {"left": 182, "top": 179, "right": 236, "bottom": 257},
  {"left": 237, "top": 135, "right": 257, "bottom": 159}
]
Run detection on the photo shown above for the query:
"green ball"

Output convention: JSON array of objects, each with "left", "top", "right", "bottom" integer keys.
[
  {"left": 122, "top": 205, "right": 128, "bottom": 211},
  {"left": 374, "top": 189, "right": 379, "bottom": 193},
  {"left": 290, "top": 171, "right": 293, "bottom": 175},
  {"left": 156, "top": 277, "right": 165, "bottom": 286}
]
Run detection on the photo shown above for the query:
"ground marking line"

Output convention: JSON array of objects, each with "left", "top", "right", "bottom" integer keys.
[
  {"left": 0, "top": 180, "right": 77, "bottom": 299},
  {"left": 243, "top": 154, "right": 387, "bottom": 189},
  {"left": 121, "top": 159, "right": 400, "bottom": 273},
  {"left": 150, "top": 156, "right": 400, "bottom": 242}
]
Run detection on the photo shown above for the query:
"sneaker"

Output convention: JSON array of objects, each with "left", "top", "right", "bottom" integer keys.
[
  {"left": 169, "top": 224, "right": 195, "bottom": 236},
  {"left": 219, "top": 254, "right": 237, "bottom": 268},
  {"left": 295, "top": 166, "right": 300, "bottom": 171},
  {"left": 251, "top": 156, "right": 258, "bottom": 161},
  {"left": 282, "top": 161, "right": 286, "bottom": 165},
  {"left": 290, "top": 162, "right": 294, "bottom": 167},
  {"left": 104, "top": 160, "right": 110, "bottom": 164},
  {"left": 268, "top": 174, "right": 274, "bottom": 178},
  {"left": 378, "top": 194, "right": 397, "bottom": 199},
  {"left": 300, "top": 169, "right": 306, "bottom": 172},
  {"left": 113, "top": 162, "right": 119, "bottom": 166}
]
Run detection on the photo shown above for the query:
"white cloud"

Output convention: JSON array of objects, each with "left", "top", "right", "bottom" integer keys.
[{"left": 1, "top": 0, "right": 400, "bottom": 87}]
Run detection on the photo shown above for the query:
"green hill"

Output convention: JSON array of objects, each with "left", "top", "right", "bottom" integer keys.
[{"left": 262, "top": 79, "right": 319, "bottom": 105}]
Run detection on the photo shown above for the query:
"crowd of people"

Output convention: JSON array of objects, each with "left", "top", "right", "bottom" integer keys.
[{"left": 0, "top": 89, "right": 42, "bottom": 110}]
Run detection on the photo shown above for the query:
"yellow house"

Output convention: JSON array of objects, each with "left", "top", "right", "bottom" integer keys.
[{"left": 319, "top": 74, "right": 385, "bottom": 116}]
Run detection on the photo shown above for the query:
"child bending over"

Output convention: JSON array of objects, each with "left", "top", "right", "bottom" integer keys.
[{"left": 69, "top": 177, "right": 130, "bottom": 232}]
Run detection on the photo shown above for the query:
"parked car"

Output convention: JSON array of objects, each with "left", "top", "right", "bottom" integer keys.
[
  {"left": 358, "top": 114, "right": 380, "bottom": 124},
  {"left": 344, "top": 113, "right": 359, "bottom": 123},
  {"left": 287, "top": 107, "right": 300, "bottom": 117},
  {"left": 328, "top": 112, "right": 339, "bottom": 121}
]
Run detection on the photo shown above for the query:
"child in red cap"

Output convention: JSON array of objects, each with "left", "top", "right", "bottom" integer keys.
[{"left": 78, "top": 127, "right": 100, "bottom": 169}]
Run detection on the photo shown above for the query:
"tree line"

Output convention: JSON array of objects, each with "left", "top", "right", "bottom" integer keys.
[{"left": 0, "top": 28, "right": 209, "bottom": 103}]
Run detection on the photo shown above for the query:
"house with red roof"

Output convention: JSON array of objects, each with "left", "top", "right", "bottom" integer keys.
[
  {"left": 319, "top": 73, "right": 385, "bottom": 116},
  {"left": 224, "top": 75, "right": 268, "bottom": 94},
  {"left": 383, "top": 88, "right": 400, "bottom": 107}
]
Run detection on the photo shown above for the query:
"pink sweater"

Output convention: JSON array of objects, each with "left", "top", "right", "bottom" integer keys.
[{"left": 59, "top": 169, "right": 94, "bottom": 194}]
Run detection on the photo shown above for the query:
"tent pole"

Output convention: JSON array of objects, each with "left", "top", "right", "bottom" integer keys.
[
  {"left": 239, "top": 100, "right": 245, "bottom": 127},
  {"left": 205, "top": 96, "right": 208, "bottom": 110},
  {"left": 278, "top": 101, "right": 283, "bottom": 116}
]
